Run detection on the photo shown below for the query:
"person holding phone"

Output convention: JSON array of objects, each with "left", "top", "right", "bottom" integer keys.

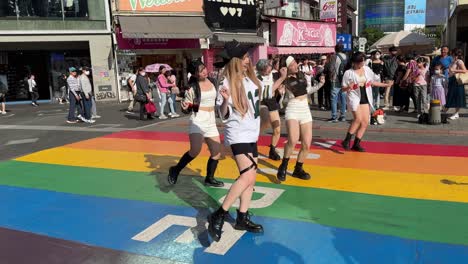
[
  {"left": 168, "top": 60, "right": 224, "bottom": 187},
  {"left": 341, "top": 52, "right": 391, "bottom": 152}
]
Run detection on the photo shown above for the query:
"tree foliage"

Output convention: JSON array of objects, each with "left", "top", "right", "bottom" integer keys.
[
  {"left": 411, "top": 26, "right": 443, "bottom": 48},
  {"left": 360, "top": 27, "right": 385, "bottom": 48}
]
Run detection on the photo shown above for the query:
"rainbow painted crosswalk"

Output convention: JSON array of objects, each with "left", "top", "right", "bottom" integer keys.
[{"left": 1, "top": 131, "right": 468, "bottom": 263}]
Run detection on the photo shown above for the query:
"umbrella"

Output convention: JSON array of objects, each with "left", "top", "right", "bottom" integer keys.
[
  {"left": 370, "top": 31, "right": 434, "bottom": 51},
  {"left": 426, "top": 49, "right": 441, "bottom": 57},
  {"left": 145, "top": 63, "right": 172, "bottom": 73}
]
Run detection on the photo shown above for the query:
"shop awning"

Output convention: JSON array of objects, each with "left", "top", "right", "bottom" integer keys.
[
  {"left": 268, "top": 47, "right": 335, "bottom": 55},
  {"left": 214, "top": 33, "right": 265, "bottom": 44},
  {"left": 119, "top": 16, "right": 213, "bottom": 39}
]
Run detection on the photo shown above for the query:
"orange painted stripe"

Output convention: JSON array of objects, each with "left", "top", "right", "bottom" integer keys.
[{"left": 66, "top": 138, "right": 468, "bottom": 177}]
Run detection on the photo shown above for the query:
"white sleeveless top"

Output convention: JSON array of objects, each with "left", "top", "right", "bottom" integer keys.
[{"left": 200, "top": 86, "right": 216, "bottom": 107}]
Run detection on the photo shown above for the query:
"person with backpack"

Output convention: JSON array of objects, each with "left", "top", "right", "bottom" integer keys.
[
  {"left": 325, "top": 44, "right": 348, "bottom": 122},
  {"left": 168, "top": 60, "right": 224, "bottom": 187}
]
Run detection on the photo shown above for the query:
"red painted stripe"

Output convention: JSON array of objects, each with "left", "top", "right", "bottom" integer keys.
[{"left": 104, "top": 131, "right": 468, "bottom": 158}]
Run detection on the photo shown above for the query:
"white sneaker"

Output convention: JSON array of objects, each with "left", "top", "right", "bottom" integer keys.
[
  {"left": 77, "top": 115, "right": 85, "bottom": 122},
  {"left": 92, "top": 115, "right": 101, "bottom": 119},
  {"left": 171, "top": 113, "right": 180, "bottom": 118},
  {"left": 167, "top": 113, "right": 173, "bottom": 117},
  {"left": 159, "top": 115, "right": 168, "bottom": 120},
  {"left": 1, "top": 111, "right": 6, "bottom": 115},
  {"left": 85, "top": 119, "right": 95, "bottom": 124},
  {"left": 382, "top": 106, "right": 390, "bottom": 111},
  {"left": 393, "top": 106, "right": 400, "bottom": 111},
  {"left": 449, "top": 113, "right": 460, "bottom": 120}
]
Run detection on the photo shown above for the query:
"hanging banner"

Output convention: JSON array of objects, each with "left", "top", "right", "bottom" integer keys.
[
  {"left": 118, "top": 0, "right": 203, "bottom": 12},
  {"left": 320, "top": 0, "right": 337, "bottom": 23},
  {"left": 404, "top": 0, "right": 426, "bottom": 31},
  {"left": 336, "top": 0, "right": 347, "bottom": 30},
  {"left": 203, "top": 0, "right": 257, "bottom": 31},
  {"left": 275, "top": 19, "right": 336, "bottom": 47}
]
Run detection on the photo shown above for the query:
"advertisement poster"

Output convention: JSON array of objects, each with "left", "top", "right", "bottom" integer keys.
[
  {"left": 320, "top": 0, "right": 337, "bottom": 23},
  {"left": 336, "top": 0, "right": 347, "bottom": 30},
  {"left": 404, "top": 0, "right": 426, "bottom": 30},
  {"left": 203, "top": 0, "right": 257, "bottom": 31},
  {"left": 426, "top": 0, "right": 449, "bottom": 26},
  {"left": 276, "top": 19, "right": 336, "bottom": 47},
  {"left": 118, "top": 0, "right": 203, "bottom": 12}
]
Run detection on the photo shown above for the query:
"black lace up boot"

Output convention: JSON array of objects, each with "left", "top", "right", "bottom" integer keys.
[
  {"left": 341, "top": 132, "right": 353, "bottom": 151},
  {"left": 234, "top": 210, "right": 264, "bottom": 233},
  {"left": 277, "top": 158, "right": 289, "bottom": 182},
  {"left": 292, "top": 162, "right": 311, "bottom": 180},
  {"left": 352, "top": 137, "right": 366, "bottom": 152},
  {"left": 268, "top": 145, "right": 281, "bottom": 160},
  {"left": 207, "top": 207, "right": 227, "bottom": 242}
]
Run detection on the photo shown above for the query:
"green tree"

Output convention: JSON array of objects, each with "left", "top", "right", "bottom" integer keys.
[{"left": 360, "top": 27, "right": 385, "bottom": 48}]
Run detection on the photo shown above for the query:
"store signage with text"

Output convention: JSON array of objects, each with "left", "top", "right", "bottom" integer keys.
[
  {"left": 118, "top": 0, "right": 203, "bottom": 12},
  {"left": 336, "top": 0, "right": 347, "bottom": 30},
  {"left": 276, "top": 19, "right": 336, "bottom": 47},
  {"left": 320, "top": 0, "right": 337, "bottom": 23},
  {"left": 203, "top": 0, "right": 257, "bottom": 31},
  {"left": 116, "top": 28, "right": 200, "bottom": 49}
]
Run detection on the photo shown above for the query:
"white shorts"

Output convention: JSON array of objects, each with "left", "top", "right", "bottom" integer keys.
[
  {"left": 189, "top": 110, "right": 219, "bottom": 138},
  {"left": 285, "top": 98, "right": 312, "bottom": 125}
]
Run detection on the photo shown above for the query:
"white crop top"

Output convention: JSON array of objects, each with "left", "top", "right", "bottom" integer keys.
[{"left": 200, "top": 87, "right": 217, "bottom": 107}]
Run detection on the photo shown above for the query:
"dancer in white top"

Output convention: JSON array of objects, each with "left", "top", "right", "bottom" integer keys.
[
  {"left": 275, "top": 56, "right": 325, "bottom": 182},
  {"left": 208, "top": 40, "right": 264, "bottom": 242},
  {"left": 341, "top": 52, "right": 391, "bottom": 152},
  {"left": 257, "top": 59, "right": 282, "bottom": 160},
  {"left": 168, "top": 60, "right": 224, "bottom": 187}
]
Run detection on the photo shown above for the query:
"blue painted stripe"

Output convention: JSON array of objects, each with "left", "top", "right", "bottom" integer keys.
[{"left": 0, "top": 185, "right": 467, "bottom": 264}]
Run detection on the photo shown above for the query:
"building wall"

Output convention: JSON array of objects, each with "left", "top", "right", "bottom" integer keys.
[{"left": 359, "top": 0, "right": 404, "bottom": 33}]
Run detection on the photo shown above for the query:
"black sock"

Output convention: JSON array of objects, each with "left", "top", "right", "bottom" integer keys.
[
  {"left": 176, "top": 151, "right": 195, "bottom": 171},
  {"left": 344, "top": 132, "right": 353, "bottom": 141},
  {"left": 206, "top": 158, "right": 219, "bottom": 179}
]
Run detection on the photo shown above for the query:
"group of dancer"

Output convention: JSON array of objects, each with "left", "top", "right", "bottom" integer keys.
[{"left": 167, "top": 40, "right": 386, "bottom": 242}]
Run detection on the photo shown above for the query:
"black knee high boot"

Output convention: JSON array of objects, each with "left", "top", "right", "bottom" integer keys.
[
  {"left": 342, "top": 132, "right": 354, "bottom": 151},
  {"left": 168, "top": 151, "right": 195, "bottom": 184},
  {"left": 277, "top": 158, "right": 289, "bottom": 182},
  {"left": 205, "top": 158, "right": 224, "bottom": 187},
  {"left": 352, "top": 137, "right": 366, "bottom": 152}
]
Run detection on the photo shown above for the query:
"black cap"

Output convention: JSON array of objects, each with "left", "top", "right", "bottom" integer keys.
[
  {"left": 188, "top": 59, "right": 204, "bottom": 75},
  {"left": 389, "top": 46, "right": 398, "bottom": 52},
  {"left": 217, "top": 40, "right": 252, "bottom": 62}
]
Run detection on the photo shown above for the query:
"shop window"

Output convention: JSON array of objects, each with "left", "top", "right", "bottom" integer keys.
[{"left": 0, "top": 0, "right": 90, "bottom": 19}]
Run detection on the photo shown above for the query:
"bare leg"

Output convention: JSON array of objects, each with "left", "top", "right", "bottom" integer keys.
[{"left": 269, "top": 110, "right": 281, "bottom": 147}]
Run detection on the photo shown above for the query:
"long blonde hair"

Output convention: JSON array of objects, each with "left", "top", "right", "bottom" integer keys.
[{"left": 224, "top": 56, "right": 262, "bottom": 117}]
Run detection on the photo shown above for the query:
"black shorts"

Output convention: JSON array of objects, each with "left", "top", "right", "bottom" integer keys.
[
  {"left": 230, "top": 143, "right": 258, "bottom": 158},
  {"left": 0, "top": 93, "right": 5, "bottom": 102},
  {"left": 261, "top": 98, "right": 279, "bottom": 112}
]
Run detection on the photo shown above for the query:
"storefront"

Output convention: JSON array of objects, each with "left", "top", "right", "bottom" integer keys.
[
  {"left": 113, "top": 0, "right": 212, "bottom": 102},
  {"left": 202, "top": 0, "right": 265, "bottom": 72},
  {"left": 267, "top": 19, "right": 337, "bottom": 57},
  {"left": 0, "top": 0, "right": 116, "bottom": 103}
]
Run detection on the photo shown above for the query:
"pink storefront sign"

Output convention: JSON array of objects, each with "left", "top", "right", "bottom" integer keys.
[
  {"left": 116, "top": 27, "right": 200, "bottom": 50},
  {"left": 275, "top": 19, "right": 337, "bottom": 47}
]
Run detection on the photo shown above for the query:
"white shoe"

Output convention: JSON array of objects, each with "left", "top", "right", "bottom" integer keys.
[
  {"left": 382, "top": 106, "right": 390, "bottom": 111},
  {"left": 449, "top": 113, "right": 460, "bottom": 120},
  {"left": 393, "top": 106, "right": 400, "bottom": 111},
  {"left": 167, "top": 113, "right": 173, "bottom": 117},
  {"left": 171, "top": 113, "right": 180, "bottom": 118},
  {"left": 92, "top": 115, "right": 101, "bottom": 119},
  {"left": 85, "top": 119, "right": 95, "bottom": 124},
  {"left": 159, "top": 115, "right": 168, "bottom": 120},
  {"left": 1, "top": 111, "right": 6, "bottom": 115}
]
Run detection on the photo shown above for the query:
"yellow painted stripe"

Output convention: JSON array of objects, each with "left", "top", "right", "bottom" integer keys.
[{"left": 15, "top": 147, "right": 468, "bottom": 203}]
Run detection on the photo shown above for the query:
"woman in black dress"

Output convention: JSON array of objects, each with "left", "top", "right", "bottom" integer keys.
[{"left": 393, "top": 55, "right": 410, "bottom": 112}]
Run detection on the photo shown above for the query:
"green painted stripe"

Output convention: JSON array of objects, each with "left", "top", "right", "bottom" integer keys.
[{"left": 1, "top": 160, "right": 467, "bottom": 246}]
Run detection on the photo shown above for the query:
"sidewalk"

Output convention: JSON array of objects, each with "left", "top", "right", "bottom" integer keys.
[{"left": 310, "top": 107, "right": 468, "bottom": 136}]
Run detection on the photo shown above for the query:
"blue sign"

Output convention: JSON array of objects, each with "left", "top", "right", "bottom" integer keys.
[
  {"left": 337, "top": 34, "right": 352, "bottom": 51},
  {"left": 405, "top": 0, "right": 426, "bottom": 25}
]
